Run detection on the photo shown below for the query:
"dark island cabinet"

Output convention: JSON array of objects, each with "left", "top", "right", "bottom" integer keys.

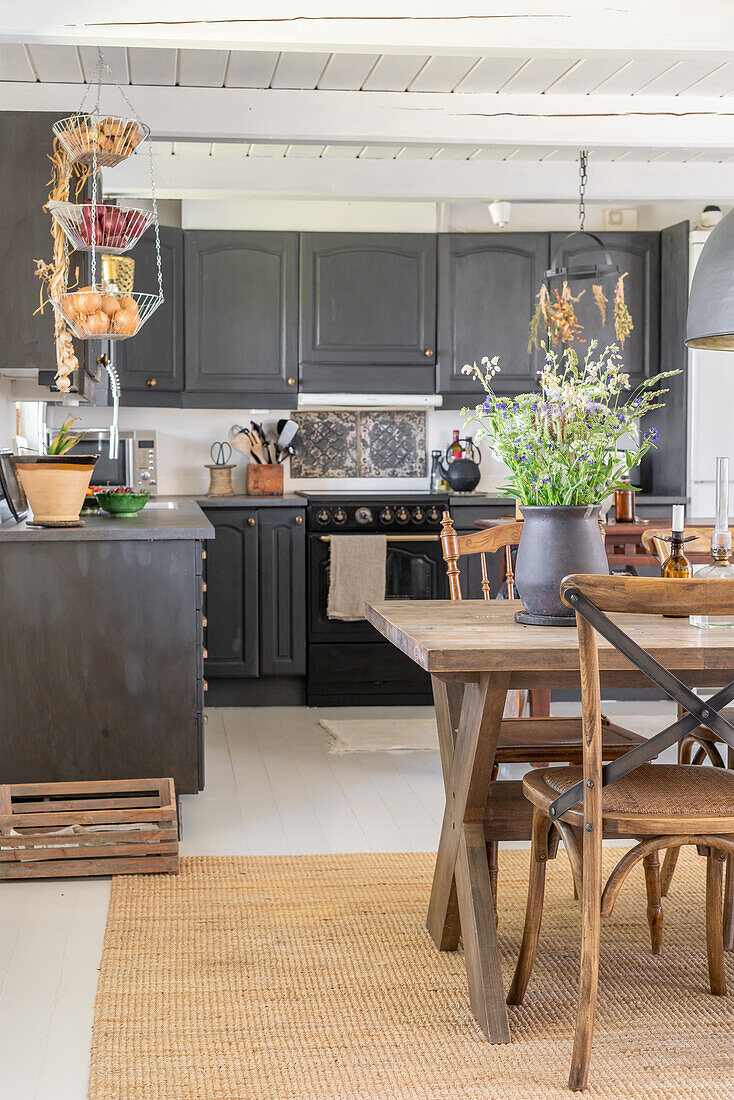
[
  {"left": 202, "top": 508, "right": 259, "bottom": 679},
  {"left": 117, "top": 225, "right": 184, "bottom": 396},
  {"left": 185, "top": 230, "right": 299, "bottom": 400},
  {"left": 549, "top": 231, "right": 660, "bottom": 386},
  {"left": 202, "top": 505, "right": 306, "bottom": 699},
  {"left": 437, "top": 233, "right": 549, "bottom": 403},
  {"left": 299, "top": 232, "right": 437, "bottom": 393}
]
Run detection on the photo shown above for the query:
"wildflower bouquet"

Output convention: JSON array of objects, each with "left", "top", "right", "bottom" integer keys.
[{"left": 463, "top": 342, "right": 679, "bottom": 507}]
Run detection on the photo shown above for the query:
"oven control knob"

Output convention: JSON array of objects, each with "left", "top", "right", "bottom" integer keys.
[
  {"left": 426, "top": 505, "right": 441, "bottom": 524},
  {"left": 355, "top": 506, "right": 374, "bottom": 526},
  {"left": 395, "top": 505, "right": 410, "bottom": 525},
  {"left": 333, "top": 507, "right": 348, "bottom": 525},
  {"left": 379, "top": 507, "right": 394, "bottom": 525},
  {"left": 316, "top": 508, "right": 332, "bottom": 525},
  {"left": 411, "top": 507, "right": 426, "bottom": 525}
]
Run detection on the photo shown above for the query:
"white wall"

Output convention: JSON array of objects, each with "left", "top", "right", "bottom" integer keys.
[
  {"left": 47, "top": 403, "right": 508, "bottom": 497},
  {"left": 0, "top": 378, "right": 15, "bottom": 449}
]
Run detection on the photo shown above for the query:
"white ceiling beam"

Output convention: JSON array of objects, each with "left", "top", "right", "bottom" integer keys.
[
  {"left": 4, "top": 2, "right": 734, "bottom": 56},
  {"left": 4, "top": 81, "right": 734, "bottom": 149},
  {"left": 106, "top": 153, "right": 734, "bottom": 203}
]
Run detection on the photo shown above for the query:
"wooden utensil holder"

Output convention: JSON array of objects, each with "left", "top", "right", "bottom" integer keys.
[
  {"left": 247, "top": 463, "right": 283, "bottom": 497},
  {"left": 0, "top": 778, "right": 179, "bottom": 879}
]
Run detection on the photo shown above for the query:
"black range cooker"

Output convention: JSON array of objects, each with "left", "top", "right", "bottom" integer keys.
[{"left": 306, "top": 493, "right": 449, "bottom": 706}]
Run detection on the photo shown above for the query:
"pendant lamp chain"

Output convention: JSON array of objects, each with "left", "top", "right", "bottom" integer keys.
[{"left": 578, "top": 149, "right": 588, "bottom": 232}]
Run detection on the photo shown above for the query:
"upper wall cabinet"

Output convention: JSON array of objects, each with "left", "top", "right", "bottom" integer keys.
[
  {"left": 185, "top": 231, "right": 299, "bottom": 402},
  {"left": 117, "top": 225, "right": 184, "bottom": 398},
  {"left": 548, "top": 231, "right": 660, "bottom": 385},
  {"left": 299, "top": 233, "right": 437, "bottom": 393},
  {"left": 437, "top": 233, "right": 549, "bottom": 403}
]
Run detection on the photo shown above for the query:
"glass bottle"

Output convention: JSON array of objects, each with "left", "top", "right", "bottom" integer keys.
[
  {"left": 690, "top": 457, "right": 734, "bottom": 628},
  {"left": 661, "top": 504, "right": 693, "bottom": 579},
  {"left": 450, "top": 430, "right": 462, "bottom": 459},
  {"left": 429, "top": 450, "right": 443, "bottom": 494}
]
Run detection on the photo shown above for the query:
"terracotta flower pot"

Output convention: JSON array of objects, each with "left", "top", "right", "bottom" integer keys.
[
  {"left": 13, "top": 455, "right": 98, "bottom": 525},
  {"left": 515, "top": 504, "right": 609, "bottom": 626}
]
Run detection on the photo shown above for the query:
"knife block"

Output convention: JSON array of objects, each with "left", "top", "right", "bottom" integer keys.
[{"left": 247, "top": 463, "right": 284, "bottom": 497}]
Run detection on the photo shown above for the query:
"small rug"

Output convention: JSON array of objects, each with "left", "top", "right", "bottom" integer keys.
[
  {"left": 89, "top": 849, "right": 734, "bottom": 1100},
  {"left": 321, "top": 717, "right": 439, "bottom": 753}
]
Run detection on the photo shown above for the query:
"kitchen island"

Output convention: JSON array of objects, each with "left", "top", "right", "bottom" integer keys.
[{"left": 0, "top": 499, "right": 212, "bottom": 794}]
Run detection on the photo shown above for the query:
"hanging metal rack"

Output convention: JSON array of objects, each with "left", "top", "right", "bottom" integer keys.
[
  {"left": 544, "top": 150, "right": 619, "bottom": 284},
  {"left": 49, "top": 48, "right": 164, "bottom": 342}
]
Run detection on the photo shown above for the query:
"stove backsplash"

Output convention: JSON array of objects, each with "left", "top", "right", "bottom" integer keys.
[{"left": 292, "top": 410, "right": 426, "bottom": 479}]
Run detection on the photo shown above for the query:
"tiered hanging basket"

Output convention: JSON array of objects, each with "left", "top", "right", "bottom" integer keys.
[{"left": 48, "top": 52, "right": 163, "bottom": 344}]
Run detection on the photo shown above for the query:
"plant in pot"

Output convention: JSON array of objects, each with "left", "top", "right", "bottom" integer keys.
[
  {"left": 463, "top": 343, "right": 679, "bottom": 625},
  {"left": 13, "top": 417, "right": 98, "bottom": 528}
]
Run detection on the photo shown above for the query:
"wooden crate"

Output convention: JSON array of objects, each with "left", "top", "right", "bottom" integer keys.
[
  {"left": 0, "top": 778, "right": 179, "bottom": 879},
  {"left": 247, "top": 463, "right": 284, "bottom": 496}
]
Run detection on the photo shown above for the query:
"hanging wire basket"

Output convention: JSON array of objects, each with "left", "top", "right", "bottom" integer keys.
[
  {"left": 53, "top": 114, "right": 149, "bottom": 168},
  {"left": 47, "top": 200, "right": 153, "bottom": 254},
  {"left": 51, "top": 289, "right": 162, "bottom": 341}
]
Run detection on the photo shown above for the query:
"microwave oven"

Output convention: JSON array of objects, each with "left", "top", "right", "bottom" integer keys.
[{"left": 44, "top": 428, "right": 158, "bottom": 493}]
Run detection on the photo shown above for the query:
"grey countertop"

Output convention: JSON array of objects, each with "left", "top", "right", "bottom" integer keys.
[
  {"left": 193, "top": 494, "right": 305, "bottom": 508},
  {"left": 0, "top": 498, "right": 213, "bottom": 542}
]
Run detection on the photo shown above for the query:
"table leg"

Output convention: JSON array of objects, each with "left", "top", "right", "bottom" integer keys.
[
  {"left": 429, "top": 676, "right": 464, "bottom": 950},
  {"left": 428, "top": 672, "right": 511, "bottom": 1042}
]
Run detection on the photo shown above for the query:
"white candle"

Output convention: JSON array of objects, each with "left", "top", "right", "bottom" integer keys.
[{"left": 672, "top": 504, "right": 685, "bottom": 534}]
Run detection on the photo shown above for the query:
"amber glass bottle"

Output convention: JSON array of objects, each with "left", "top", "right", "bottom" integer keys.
[{"left": 661, "top": 534, "right": 693, "bottom": 579}]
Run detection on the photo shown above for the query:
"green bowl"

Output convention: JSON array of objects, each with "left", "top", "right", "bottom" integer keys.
[{"left": 95, "top": 490, "right": 150, "bottom": 516}]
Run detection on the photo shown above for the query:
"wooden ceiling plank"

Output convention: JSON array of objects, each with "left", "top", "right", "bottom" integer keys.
[
  {"left": 316, "top": 53, "right": 380, "bottom": 91},
  {"left": 683, "top": 63, "right": 734, "bottom": 96},
  {"left": 408, "top": 55, "right": 481, "bottom": 93},
  {"left": 500, "top": 57, "right": 580, "bottom": 94},
  {"left": 546, "top": 57, "right": 626, "bottom": 95},
  {"left": 27, "top": 44, "right": 83, "bottom": 84},
  {"left": 453, "top": 57, "right": 528, "bottom": 93},
  {"left": 362, "top": 54, "right": 429, "bottom": 92},
  {"left": 321, "top": 144, "right": 367, "bottom": 158},
  {"left": 127, "top": 47, "right": 178, "bottom": 86},
  {"left": 590, "top": 57, "right": 679, "bottom": 95},
  {"left": 248, "top": 143, "right": 290, "bottom": 157},
  {"left": 78, "top": 46, "right": 129, "bottom": 84},
  {"left": 358, "top": 145, "right": 400, "bottom": 159},
  {"left": 0, "top": 44, "right": 36, "bottom": 82},
  {"left": 637, "top": 59, "right": 726, "bottom": 96},
  {"left": 285, "top": 144, "right": 327, "bottom": 157},
  {"left": 396, "top": 145, "right": 443, "bottom": 159},
  {"left": 224, "top": 51, "right": 279, "bottom": 88},
  {"left": 177, "top": 49, "right": 229, "bottom": 88},
  {"left": 432, "top": 145, "right": 482, "bottom": 160},
  {"left": 270, "top": 52, "right": 330, "bottom": 90}
]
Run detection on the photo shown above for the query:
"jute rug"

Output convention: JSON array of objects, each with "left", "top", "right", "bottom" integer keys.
[{"left": 89, "top": 849, "right": 734, "bottom": 1099}]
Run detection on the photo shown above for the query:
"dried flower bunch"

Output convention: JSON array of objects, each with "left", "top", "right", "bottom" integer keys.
[
  {"left": 614, "top": 272, "right": 634, "bottom": 346},
  {"left": 462, "top": 342, "right": 678, "bottom": 507},
  {"left": 34, "top": 140, "right": 88, "bottom": 393},
  {"left": 528, "top": 273, "right": 634, "bottom": 350}
]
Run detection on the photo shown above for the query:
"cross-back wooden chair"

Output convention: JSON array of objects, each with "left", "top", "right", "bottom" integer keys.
[
  {"left": 643, "top": 526, "right": 734, "bottom": 945},
  {"left": 509, "top": 574, "right": 734, "bottom": 1091},
  {"left": 439, "top": 513, "right": 645, "bottom": 929}
]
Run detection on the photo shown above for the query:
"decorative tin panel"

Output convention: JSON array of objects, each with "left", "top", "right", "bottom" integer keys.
[
  {"left": 358, "top": 411, "right": 426, "bottom": 479},
  {"left": 291, "top": 412, "right": 358, "bottom": 478}
]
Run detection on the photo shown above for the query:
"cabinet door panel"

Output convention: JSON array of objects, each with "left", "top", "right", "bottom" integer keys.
[
  {"left": 259, "top": 509, "right": 306, "bottom": 677},
  {"left": 438, "top": 233, "right": 549, "bottom": 397},
  {"left": 202, "top": 509, "right": 259, "bottom": 678},
  {"left": 185, "top": 231, "right": 298, "bottom": 395},
  {"left": 117, "top": 225, "right": 183, "bottom": 393},
  {"left": 549, "top": 231, "right": 659, "bottom": 385},
  {"left": 300, "top": 232, "right": 436, "bottom": 392}
]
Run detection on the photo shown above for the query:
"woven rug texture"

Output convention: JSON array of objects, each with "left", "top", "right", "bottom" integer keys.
[{"left": 89, "top": 848, "right": 734, "bottom": 1099}]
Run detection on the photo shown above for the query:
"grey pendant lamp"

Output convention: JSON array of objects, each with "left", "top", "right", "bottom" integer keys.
[{"left": 687, "top": 207, "right": 734, "bottom": 349}]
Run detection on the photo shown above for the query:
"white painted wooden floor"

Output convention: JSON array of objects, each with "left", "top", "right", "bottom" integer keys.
[{"left": 0, "top": 701, "right": 677, "bottom": 1099}]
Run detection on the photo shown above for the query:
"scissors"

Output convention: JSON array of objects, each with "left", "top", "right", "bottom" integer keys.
[{"left": 210, "top": 441, "right": 232, "bottom": 466}]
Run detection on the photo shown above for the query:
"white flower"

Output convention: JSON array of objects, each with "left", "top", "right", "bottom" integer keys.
[{"left": 461, "top": 362, "right": 476, "bottom": 375}]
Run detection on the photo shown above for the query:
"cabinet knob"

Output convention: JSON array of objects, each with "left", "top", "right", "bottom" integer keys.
[
  {"left": 248, "top": 517, "right": 256, "bottom": 527},
  {"left": 424, "top": 348, "right": 434, "bottom": 358},
  {"left": 146, "top": 377, "right": 157, "bottom": 387},
  {"left": 202, "top": 581, "right": 207, "bottom": 592},
  {"left": 287, "top": 376, "right": 296, "bottom": 386},
  {"left": 202, "top": 616, "right": 207, "bottom": 628},
  {"left": 294, "top": 515, "right": 303, "bottom": 525},
  {"left": 203, "top": 648, "right": 208, "bottom": 659},
  {"left": 203, "top": 680, "right": 208, "bottom": 692},
  {"left": 203, "top": 714, "right": 208, "bottom": 725}
]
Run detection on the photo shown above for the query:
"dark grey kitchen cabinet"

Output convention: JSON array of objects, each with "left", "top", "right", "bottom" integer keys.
[
  {"left": 549, "top": 231, "right": 660, "bottom": 386},
  {"left": 202, "top": 505, "right": 306, "bottom": 696},
  {"left": 202, "top": 508, "right": 259, "bottom": 679},
  {"left": 259, "top": 509, "right": 307, "bottom": 677},
  {"left": 185, "top": 230, "right": 299, "bottom": 401},
  {"left": 299, "top": 232, "right": 437, "bottom": 393},
  {"left": 117, "top": 225, "right": 184, "bottom": 397},
  {"left": 437, "top": 233, "right": 550, "bottom": 404}
]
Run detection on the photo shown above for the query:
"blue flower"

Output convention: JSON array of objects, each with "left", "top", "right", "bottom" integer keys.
[{"left": 645, "top": 426, "right": 660, "bottom": 444}]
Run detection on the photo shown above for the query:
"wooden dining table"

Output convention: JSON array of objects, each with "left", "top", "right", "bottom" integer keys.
[{"left": 364, "top": 597, "right": 734, "bottom": 1044}]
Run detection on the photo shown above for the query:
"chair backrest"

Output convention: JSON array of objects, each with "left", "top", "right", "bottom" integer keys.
[
  {"left": 545, "top": 573, "right": 734, "bottom": 824},
  {"left": 642, "top": 526, "right": 734, "bottom": 565},
  {"left": 440, "top": 511, "right": 523, "bottom": 601}
]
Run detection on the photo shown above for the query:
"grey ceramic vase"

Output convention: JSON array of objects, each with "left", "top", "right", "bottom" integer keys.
[{"left": 514, "top": 504, "right": 609, "bottom": 626}]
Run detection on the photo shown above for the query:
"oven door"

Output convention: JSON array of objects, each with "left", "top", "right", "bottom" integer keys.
[
  {"left": 59, "top": 432, "right": 134, "bottom": 488},
  {"left": 309, "top": 533, "right": 448, "bottom": 643}
]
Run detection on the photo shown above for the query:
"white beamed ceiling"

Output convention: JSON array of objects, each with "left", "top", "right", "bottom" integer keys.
[{"left": 3, "top": 43, "right": 734, "bottom": 96}]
